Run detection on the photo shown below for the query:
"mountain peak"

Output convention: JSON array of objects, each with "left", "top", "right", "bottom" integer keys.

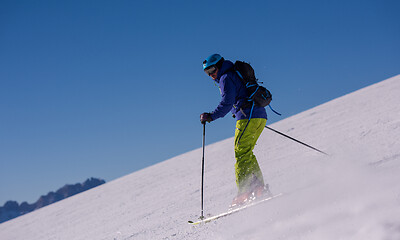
[{"left": 0, "top": 178, "right": 105, "bottom": 223}]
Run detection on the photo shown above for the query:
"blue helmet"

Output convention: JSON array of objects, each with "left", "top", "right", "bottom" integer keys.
[{"left": 203, "top": 54, "right": 223, "bottom": 70}]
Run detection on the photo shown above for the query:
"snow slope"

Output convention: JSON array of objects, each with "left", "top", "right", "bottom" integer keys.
[{"left": 1, "top": 74, "right": 400, "bottom": 240}]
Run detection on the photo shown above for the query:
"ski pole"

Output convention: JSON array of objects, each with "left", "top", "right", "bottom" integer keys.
[
  {"left": 265, "top": 126, "right": 328, "bottom": 155},
  {"left": 200, "top": 123, "right": 206, "bottom": 220}
]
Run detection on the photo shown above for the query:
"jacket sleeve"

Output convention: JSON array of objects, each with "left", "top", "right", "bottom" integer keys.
[{"left": 210, "top": 74, "right": 236, "bottom": 120}]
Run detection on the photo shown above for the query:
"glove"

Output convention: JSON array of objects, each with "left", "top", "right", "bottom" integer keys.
[{"left": 200, "top": 112, "right": 213, "bottom": 124}]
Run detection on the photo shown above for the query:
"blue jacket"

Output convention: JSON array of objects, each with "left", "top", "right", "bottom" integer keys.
[{"left": 210, "top": 60, "right": 267, "bottom": 121}]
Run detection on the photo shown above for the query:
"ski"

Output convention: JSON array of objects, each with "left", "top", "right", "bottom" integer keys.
[{"left": 188, "top": 193, "right": 283, "bottom": 225}]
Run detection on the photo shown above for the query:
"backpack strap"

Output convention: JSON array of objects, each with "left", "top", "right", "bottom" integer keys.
[
  {"left": 235, "top": 70, "right": 244, "bottom": 80},
  {"left": 268, "top": 105, "right": 282, "bottom": 116}
]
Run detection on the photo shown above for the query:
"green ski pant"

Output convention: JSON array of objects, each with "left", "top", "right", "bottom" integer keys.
[{"left": 234, "top": 118, "right": 267, "bottom": 194}]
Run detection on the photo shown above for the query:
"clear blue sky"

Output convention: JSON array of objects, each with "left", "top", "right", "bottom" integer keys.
[{"left": 1, "top": 0, "right": 399, "bottom": 205}]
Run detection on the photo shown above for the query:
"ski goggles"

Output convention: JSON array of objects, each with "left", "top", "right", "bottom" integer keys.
[{"left": 204, "top": 66, "right": 217, "bottom": 76}]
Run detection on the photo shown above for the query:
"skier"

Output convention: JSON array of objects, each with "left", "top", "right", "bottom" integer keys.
[{"left": 200, "top": 53, "right": 270, "bottom": 208}]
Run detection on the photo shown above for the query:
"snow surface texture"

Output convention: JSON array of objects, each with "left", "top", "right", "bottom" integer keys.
[{"left": 1, "top": 75, "right": 400, "bottom": 240}]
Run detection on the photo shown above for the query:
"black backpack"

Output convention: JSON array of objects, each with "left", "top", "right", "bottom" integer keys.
[{"left": 234, "top": 61, "right": 272, "bottom": 109}]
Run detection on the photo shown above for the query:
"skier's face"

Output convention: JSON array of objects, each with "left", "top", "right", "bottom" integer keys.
[
  {"left": 210, "top": 69, "right": 218, "bottom": 80},
  {"left": 204, "top": 65, "right": 218, "bottom": 80}
]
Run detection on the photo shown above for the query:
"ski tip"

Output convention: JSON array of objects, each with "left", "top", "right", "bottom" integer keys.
[
  {"left": 188, "top": 215, "right": 207, "bottom": 225},
  {"left": 188, "top": 220, "right": 202, "bottom": 225}
]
